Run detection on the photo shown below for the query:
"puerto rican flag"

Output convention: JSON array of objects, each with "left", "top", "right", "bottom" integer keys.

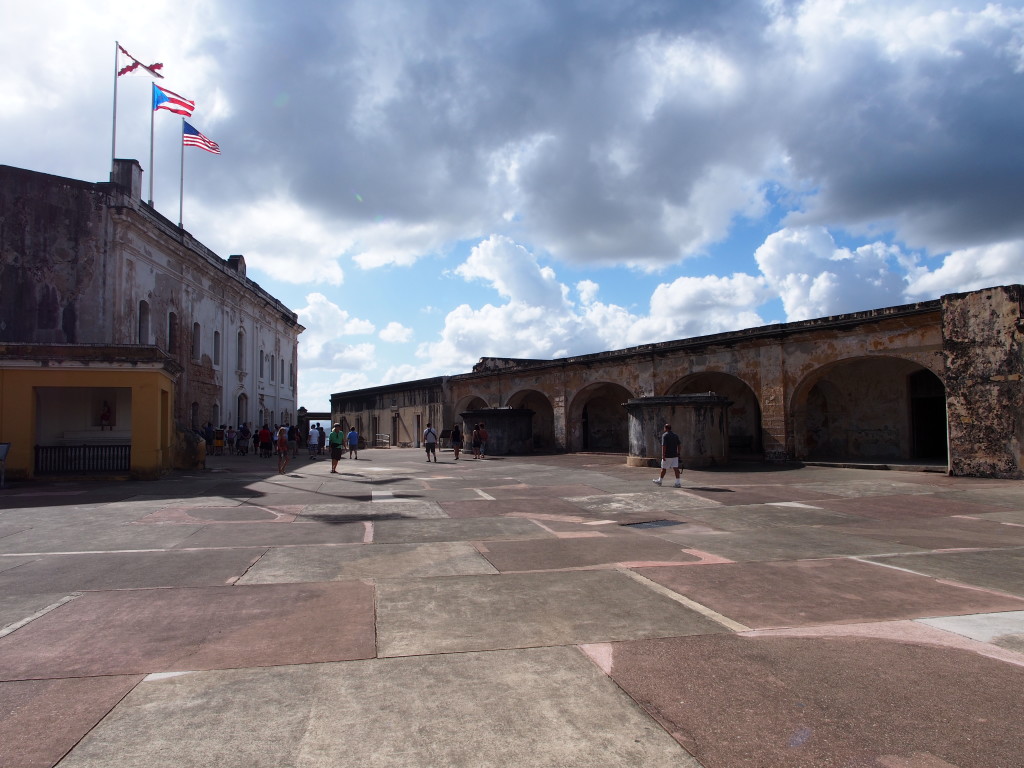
[{"left": 153, "top": 84, "right": 195, "bottom": 117}]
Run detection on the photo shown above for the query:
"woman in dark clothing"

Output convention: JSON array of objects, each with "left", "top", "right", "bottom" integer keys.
[{"left": 450, "top": 424, "right": 463, "bottom": 460}]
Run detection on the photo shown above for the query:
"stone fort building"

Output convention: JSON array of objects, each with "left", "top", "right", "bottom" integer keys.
[
  {"left": 0, "top": 160, "right": 304, "bottom": 479},
  {"left": 331, "top": 284, "right": 1023, "bottom": 479}
]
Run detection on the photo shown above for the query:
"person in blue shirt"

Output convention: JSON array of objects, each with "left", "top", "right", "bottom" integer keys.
[{"left": 347, "top": 427, "right": 359, "bottom": 460}]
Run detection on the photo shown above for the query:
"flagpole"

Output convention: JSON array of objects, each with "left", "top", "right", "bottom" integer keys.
[
  {"left": 148, "top": 84, "right": 155, "bottom": 206},
  {"left": 179, "top": 119, "right": 185, "bottom": 228},
  {"left": 111, "top": 41, "right": 120, "bottom": 178}
]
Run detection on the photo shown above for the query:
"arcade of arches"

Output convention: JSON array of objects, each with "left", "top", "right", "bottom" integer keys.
[{"left": 331, "top": 285, "right": 1024, "bottom": 478}]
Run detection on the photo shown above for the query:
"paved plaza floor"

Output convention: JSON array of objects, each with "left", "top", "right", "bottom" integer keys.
[{"left": 1, "top": 449, "right": 1022, "bottom": 767}]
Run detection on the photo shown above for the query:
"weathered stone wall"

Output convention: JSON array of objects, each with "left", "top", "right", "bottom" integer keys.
[
  {"left": 331, "top": 377, "right": 451, "bottom": 447},
  {"left": 0, "top": 166, "right": 115, "bottom": 344},
  {"left": 943, "top": 285, "right": 1024, "bottom": 478},
  {"left": 330, "top": 287, "right": 1020, "bottom": 478},
  {"left": 1, "top": 162, "right": 303, "bottom": 467}
]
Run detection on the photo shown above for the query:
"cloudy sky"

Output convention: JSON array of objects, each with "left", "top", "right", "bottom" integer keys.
[{"left": 5, "top": 0, "right": 1024, "bottom": 409}]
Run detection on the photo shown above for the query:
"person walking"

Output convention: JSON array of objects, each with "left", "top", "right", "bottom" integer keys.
[
  {"left": 307, "top": 423, "right": 320, "bottom": 459},
  {"left": 259, "top": 424, "right": 273, "bottom": 458},
  {"left": 478, "top": 422, "right": 489, "bottom": 458},
  {"left": 653, "top": 423, "right": 683, "bottom": 488},
  {"left": 347, "top": 426, "right": 359, "bottom": 459},
  {"left": 328, "top": 423, "right": 346, "bottom": 473},
  {"left": 450, "top": 424, "right": 463, "bottom": 460},
  {"left": 276, "top": 426, "right": 290, "bottom": 474},
  {"left": 471, "top": 424, "right": 482, "bottom": 459},
  {"left": 423, "top": 422, "right": 438, "bottom": 462}
]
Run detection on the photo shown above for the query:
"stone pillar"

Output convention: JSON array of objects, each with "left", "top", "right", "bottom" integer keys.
[
  {"left": 625, "top": 395, "right": 731, "bottom": 468},
  {"left": 943, "top": 285, "right": 1024, "bottom": 478},
  {"left": 759, "top": 344, "right": 789, "bottom": 461},
  {"left": 459, "top": 408, "right": 535, "bottom": 455},
  {"left": 551, "top": 394, "right": 567, "bottom": 452}
]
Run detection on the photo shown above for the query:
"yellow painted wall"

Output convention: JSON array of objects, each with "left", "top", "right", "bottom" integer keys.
[{"left": 0, "top": 367, "right": 175, "bottom": 480}]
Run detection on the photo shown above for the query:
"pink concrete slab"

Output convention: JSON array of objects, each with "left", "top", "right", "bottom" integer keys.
[
  {"left": 438, "top": 498, "right": 588, "bottom": 519},
  {"left": 634, "top": 558, "right": 1024, "bottom": 629},
  {"left": 832, "top": 516, "right": 1024, "bottom": 549},
  {"left": 814, "top": 493, "right": 1010, "bottom": 520},
  {"left": 476, "top": 534, "right": 702, "bottom": 572},
  {"left": 479, "top": 484, "right": 606, "bottom": 499},
  {"left": 0, "top": 582, "right": 376, "bottom": 680},
  {"left": 0, "top": 675, "right": 142, "bottom": 768},
  {"left": 740, "top": 619, "right": 1024, "bottom": 668},
  {"left": 592, "top": 632, "right": 1024, "bottom": 768}
]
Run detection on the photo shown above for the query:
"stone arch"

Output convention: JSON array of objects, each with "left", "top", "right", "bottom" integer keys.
[
  {"left": 909, "top": 368, "right": 948, "bottom": 459},
  {"left": 666, "top": 372, "right": 763, "bottom": 457},
  {"left": 506, "top": 389, "right": 556, "bottom": 451},
  {"left": 453, "top": 395, "right": 489, "bottom": 434},
  {"left": 455, "top": 395, "right": 488, "bottom": 413},
  {"left": 791, "top": 356, "right": 947, "bottom": 462},
  {"left": 568, "top": 382, "right": 634, "bottom": 452}
]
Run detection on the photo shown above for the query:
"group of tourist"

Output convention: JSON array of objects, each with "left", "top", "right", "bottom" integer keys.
[
  {"left": 422, "top": 422, "right": 489, "bottom": 462},
  {"left": 199, "top": 421, "right": 363, "bottom": 475}
]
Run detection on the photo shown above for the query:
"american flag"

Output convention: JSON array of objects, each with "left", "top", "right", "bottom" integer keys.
[
  {"left": 153, "top": 84, "right": 195, "bottom": 117},
  {"left": 183, "top": 121, "right": 221, "bottom": 154}
]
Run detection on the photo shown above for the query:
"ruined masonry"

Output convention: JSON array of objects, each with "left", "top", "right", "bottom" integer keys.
[{"left": 332, "top": 285, "right": 1024, "bottom": 479}]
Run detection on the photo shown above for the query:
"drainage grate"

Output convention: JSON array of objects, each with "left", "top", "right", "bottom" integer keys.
[{"left": 622, "top": 520, "right": 685, "bottom": 529}]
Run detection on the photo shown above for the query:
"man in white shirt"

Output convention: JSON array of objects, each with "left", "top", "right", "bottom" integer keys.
[
  {"left": 423, "top": 422, "right": 438, "bottom": 462},
  {"left": 307, "top": 424, "right": 320, "bottom": 459}
]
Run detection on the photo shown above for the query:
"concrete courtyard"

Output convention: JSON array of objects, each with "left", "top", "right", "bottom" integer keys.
[{"left": 1, "top": 447, "right": 1022, "bottom": 767}]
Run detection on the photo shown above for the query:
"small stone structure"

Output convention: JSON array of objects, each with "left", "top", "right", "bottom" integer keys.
[
  {"left": 460, "top": 409, "right": 535, "bottom": 455},
  {"left": 625, "top": 395, "right": 731, "bottom": 468}
]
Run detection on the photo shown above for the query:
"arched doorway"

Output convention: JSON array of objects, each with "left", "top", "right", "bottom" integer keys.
[
  {"left": 667, "top": 372, "right": 762, "bottom": 457},
  {"left": 794, "top": 357, "right": 947, "bottom": 462},
  {"left": 568, "top": 382, "right": 633, "bottom": 452},
  {"left": 506, "top": 389, "right": 555, "bottom": 451},
  {"left": 453, "top": 395, "right": 488, "bottom": 434},
  {"left": 909, "top": 369, "right": 948, "bottom": 459},
  {"left": 236, "top": 393, "right": 248, "bottom": 427}
]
